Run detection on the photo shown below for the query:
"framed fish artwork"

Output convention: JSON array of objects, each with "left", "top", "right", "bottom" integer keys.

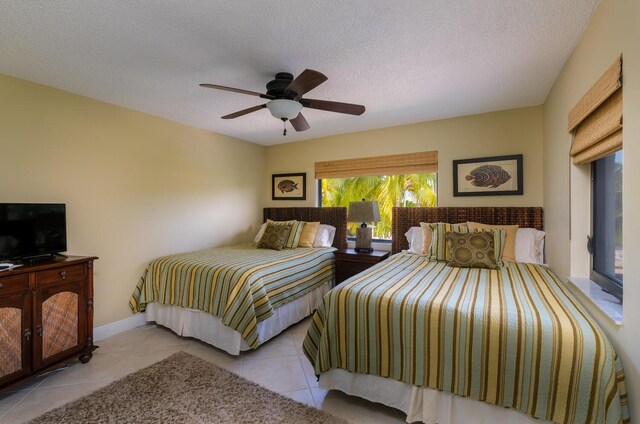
[
  {"left": 272, "top": 173, "right": 307, "bottom": 200},
  {"left": 453, "top": 154, "right": 523, "bottom": 196}
]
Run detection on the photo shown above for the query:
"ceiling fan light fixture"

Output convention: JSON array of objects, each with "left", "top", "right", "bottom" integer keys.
[{"left": 266, "top": 99, "right": 302, "bottom": 120}]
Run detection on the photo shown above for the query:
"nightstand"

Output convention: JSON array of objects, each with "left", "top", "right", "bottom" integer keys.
[{"left": 334, "top": 248, "right": 390, "bottom": 284}]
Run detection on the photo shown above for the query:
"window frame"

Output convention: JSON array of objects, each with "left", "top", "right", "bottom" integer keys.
[{"left": 590, "top": 152, "right": 623, "bottom": 301}]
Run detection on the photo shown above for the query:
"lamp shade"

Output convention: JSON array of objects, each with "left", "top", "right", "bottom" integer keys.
[
  {"left": 266, "top": 99, "right": 303, "bottom": 120},
  {"left": 347, "top": 200, "right": 381, "bottom": 223}
]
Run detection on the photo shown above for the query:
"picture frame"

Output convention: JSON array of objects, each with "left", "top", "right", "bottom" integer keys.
[
  {"left": 453, "top": 154, "right": 523, "bottom": 196},
  {"left": 272, "top": 173, "right": 306, "bottom": 200}
]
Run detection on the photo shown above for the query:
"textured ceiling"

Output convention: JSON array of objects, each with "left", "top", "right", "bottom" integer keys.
[{"left": 0, "top": 1, "right": 599, "bottom": 146}]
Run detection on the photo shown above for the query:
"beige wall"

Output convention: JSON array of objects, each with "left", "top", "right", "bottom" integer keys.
[
  {"left": 543, "top": 0, "right": 640, "bottom": 415},
  {"left": 0, "top": 74, "right": 265, "bottom": 327},
  {"left": 265, "top": 106, "right": 543, "bottom": 208}
]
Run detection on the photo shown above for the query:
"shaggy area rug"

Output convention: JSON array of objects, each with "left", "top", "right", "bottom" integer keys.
[{"left": 29, "top": 351, "right": 347, "bottom": 424}]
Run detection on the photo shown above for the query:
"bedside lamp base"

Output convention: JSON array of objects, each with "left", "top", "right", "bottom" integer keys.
[{"left": 354, "top": 226, "right": 373, "bottom": 253}]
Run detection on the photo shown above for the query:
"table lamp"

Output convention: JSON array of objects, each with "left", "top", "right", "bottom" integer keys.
[{"left": 347, "top": 199, "right": 381, "bottom": 253}]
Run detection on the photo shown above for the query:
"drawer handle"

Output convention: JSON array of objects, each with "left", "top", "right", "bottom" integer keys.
[
  {"left": 36, "top": 325, "right": 43, "bottom": 337},
  {"left": 24, "top": 329, "right": 31, "bottom": 341},
  {"left": 60, "top": 271, "right": 67, "bottom": 280}
]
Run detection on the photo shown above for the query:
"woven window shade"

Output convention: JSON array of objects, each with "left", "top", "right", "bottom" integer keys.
[
  {"left": 568, "top": 55, "right": 623, "bottom": 165},
  {"left": 315, "top": 151, "right": 438, "bottom": 179},
  {"left": 568, "top": 56, "right": 622, "bottom": 132}
]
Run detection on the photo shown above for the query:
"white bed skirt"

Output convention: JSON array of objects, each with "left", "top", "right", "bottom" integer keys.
[
  {"left": 145, "top": 280, "right": 332, "bottom": 355},
  {"left": 319, "top": 369, "right": 551, "bottom": 424}
]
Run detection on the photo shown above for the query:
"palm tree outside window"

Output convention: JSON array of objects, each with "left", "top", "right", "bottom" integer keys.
[{"left": 319, "top": 174, "right": 437, "bottom": 240}]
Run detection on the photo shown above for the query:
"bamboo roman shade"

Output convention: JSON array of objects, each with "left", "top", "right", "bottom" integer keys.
[
  {"left": 568, "top": 55, "right": 622, "bottom": 165},
  {"left": 315, "top": 151, "right": 438, "bottom": 179}
]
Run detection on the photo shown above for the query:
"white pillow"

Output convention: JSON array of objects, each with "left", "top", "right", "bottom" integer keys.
[
  {"left": 515, "top": 228, "right": 545, "bottom": 264},
  {"left": 253, "top": 222, "right": 267, "bottom": 244},
  {"left": 404, "top": 226, "right": 423, "bottom": 254},
  {"left": 313, "top": 224, "right": 337, "bottom": 247}
]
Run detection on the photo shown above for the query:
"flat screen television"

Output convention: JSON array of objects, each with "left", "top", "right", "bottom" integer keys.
[{"left": 0, "top": 203, "right": 67, "bottom": 262}]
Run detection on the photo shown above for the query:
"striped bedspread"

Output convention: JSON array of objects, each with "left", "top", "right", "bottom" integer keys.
[
  {"left": 303, "top": 253, "right": 629, "bottom": 424},
  {"left": 130, "top": 243, "right": 335, "bottom": 348}
]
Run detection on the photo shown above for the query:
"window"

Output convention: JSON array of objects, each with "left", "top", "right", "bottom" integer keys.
[
  {"left": 319, "top": 174, "right": 437, "bottom": 240},
  {"left": 567, "top": 55, "right": 623, "bottom": 302},
  {"left": 590, "top": 150, "right": 623, "bottom": 300},
  {"left": 315, "top": 151, "right": 438, "bottom": 241}
]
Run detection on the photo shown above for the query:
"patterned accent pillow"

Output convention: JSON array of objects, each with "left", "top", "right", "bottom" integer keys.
[
  {"left": 445, "top": 231, "right": 499, "bottom": 269},
  {"left": 467, "top": 222, "right": 519, "bottom": 263},
  {"left": 257, "top": 221, "right": 293, "bottom": 251},
  {"left": 428, "top": 222, "right": 506, "bottom": 266},
  {"left": 261, "top": 219, "right": 304, "bottom": 248}
]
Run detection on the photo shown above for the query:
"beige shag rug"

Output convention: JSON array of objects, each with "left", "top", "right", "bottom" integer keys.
[{"left": 29, "top": 351, "right": 347, "bottom": 424}]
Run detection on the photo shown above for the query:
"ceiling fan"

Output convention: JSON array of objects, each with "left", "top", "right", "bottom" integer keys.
[{"left": 200, "top": 69, "right": 365, "bottom": 136}]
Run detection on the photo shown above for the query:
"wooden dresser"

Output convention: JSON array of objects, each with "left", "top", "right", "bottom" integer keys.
[{"left": 0, "top": 256, "right": 97, "bottom": 390}]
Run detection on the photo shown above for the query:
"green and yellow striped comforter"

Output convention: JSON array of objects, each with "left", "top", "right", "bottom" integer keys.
[
  {"left": 130, "top": 243, "right": 335, "bottom": 348},
  {"left": 303, "top": 253, "right": 629, "bottom": 424}
]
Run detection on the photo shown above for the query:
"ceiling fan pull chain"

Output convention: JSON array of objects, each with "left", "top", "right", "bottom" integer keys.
[{"left": 283, "top": 120, "right": 287, "bottom": 136}]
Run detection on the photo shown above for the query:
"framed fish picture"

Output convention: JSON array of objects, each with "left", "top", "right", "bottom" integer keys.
[
  {"left": 272, "top": 172, "right": 306, "bottom": 200},
  {"left": 453, "top": 154, "right": 523, "bottom": 196}
]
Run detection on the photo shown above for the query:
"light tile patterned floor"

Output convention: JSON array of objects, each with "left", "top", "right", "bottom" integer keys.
[{"left": 0, "top": 318, "right": 407, "bottom": 423}]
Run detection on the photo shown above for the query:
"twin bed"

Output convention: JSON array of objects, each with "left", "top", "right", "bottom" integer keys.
[
  {"left": 304, "top": 207, "right": 629, "bottom": 424},
  {"left": 130, "top": 206, "right": 629, "bottom": 424},
  {"left": 130, "top": 207, "right": 347, "bottom": 354}
]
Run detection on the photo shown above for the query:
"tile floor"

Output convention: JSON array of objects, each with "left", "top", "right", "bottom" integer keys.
[{"left": 0, "top": 318, "right": 407, "bottom": 423}]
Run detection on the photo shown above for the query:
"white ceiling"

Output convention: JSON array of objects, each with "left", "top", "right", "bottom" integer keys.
[{"left": 0, "top": 1, "right": 599, "bottom": 146}]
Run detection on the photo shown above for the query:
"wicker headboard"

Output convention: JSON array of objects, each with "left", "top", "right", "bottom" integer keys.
[
  {"left": 263, "top": 207, "right": 348, "bottom": 250},
  {"left": 391, "top": 207, "right": 543, "bottom": 254}
]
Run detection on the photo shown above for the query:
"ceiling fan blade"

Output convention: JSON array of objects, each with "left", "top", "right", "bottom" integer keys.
[
  {"left": 221, "top": 104, "right": 266, "bottom": 119},
  {"left": 301, "top": 98, "right": 365, "bottom": 115},
  {"left": 200, "top": 84, "right": 275, "bottom": 100},
  {"left": 284, "top": 69, "right": 327, "bottom": 99},
  {"left": 290, "top": 112, "right": 310, "bottom": 132}
]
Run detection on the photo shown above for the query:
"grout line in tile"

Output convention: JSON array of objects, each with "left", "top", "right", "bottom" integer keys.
[
  {"left": 31, "top": 379, "right": 109, "bottom": 392},
  {"left": 0, "top": 387, "right": 34, "bottom": 421},
  {"left": 35, "top": 377, "right": 111, "bottom": 390},
  {"left": 295, "top": 346, "right": 313, "bottom": 392},
  {"left": 242, "top": 353, "right": 300, "bottom": 365}
]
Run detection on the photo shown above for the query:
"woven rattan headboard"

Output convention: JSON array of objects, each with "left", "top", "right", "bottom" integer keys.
[
  {"left": 263, "top": 207, "right": 348, "bottom": 250},
  {"left": 391, "top": 207, "right": 543, "bottom": 254}
]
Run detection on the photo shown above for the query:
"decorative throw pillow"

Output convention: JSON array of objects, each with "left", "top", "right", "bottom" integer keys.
[
  {"left": 285, "top": 221, "right": 306, "bottom": 248},
  {"left": 298, "top": 222, "right": 320, "bottom": 247},
  {"left": 467, "top": 222, "right": 518, "bottom": 263},
  {"left": 420, "top": 222, "right": 467, "bottom": 256},
  {"left": 253, "top": 222, "right": 267, "bottom": 244},
  {"left": 428, "top": 223, "right": 470, "bottom": 261},
  {"left": 257, "top": 222, "right": 293, "bottom": 251},
  {"left": 419, "top": 223, "right": 434, "bottom": 256},
  {"left": 445, "top": 231, "right": 499, "bottom": 269},
  {"left": 258, "top": 219, "right": 303, "bottom": 249},
  {"left": 429, "top": 222, "right": 506, "bottom": 267}
]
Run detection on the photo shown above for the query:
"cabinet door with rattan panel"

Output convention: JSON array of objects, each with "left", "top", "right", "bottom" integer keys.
[
  {"left": 34, "top": 280, "right": 87, "bottom": 370},
  {"left": 0, "top": 291, "right": 32, "bottom": 386}
]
